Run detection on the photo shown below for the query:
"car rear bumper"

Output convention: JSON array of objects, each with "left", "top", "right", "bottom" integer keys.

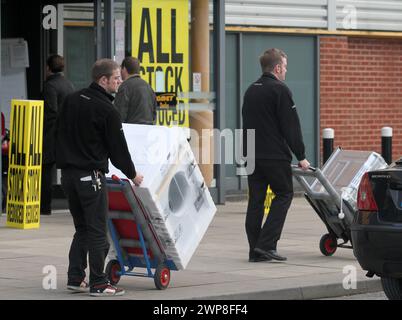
[{"left": 351, "top": 223, "right": 402, "bottom": 278}]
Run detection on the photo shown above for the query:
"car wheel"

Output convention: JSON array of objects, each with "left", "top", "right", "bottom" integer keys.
[{"left": 381, "top": 277, "right": 402, "bottom": 300}]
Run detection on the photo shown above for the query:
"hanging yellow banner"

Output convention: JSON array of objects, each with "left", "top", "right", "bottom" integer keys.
[
  {"left": 6, "top": 100, "right": 43, "bottom": 229},
  {"left": 132, "top": 0, "right": 189, "bottom": 128}
]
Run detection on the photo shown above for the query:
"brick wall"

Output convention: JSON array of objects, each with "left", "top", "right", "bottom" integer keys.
[{"left": 320, "top": 36, "right": 402, "bottom": 164}]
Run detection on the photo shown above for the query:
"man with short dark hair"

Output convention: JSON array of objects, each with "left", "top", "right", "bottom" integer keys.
[
  {"left": 56, "top": 58, "right": 143, "bottom": 297},
  {"left": 41, "top": 54, "right": 74, "bottom": 215},
  {"left": 114, "top": 56, "right": 157, "bottom": 124},
  {"left": 242, "top": 48, "right": 310, "bottom": 263}
]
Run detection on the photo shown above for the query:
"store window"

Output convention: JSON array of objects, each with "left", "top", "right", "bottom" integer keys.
[
  {"left": 60, "top": 0, "right": 223, "bottom": 199},
  {"left": 117, "top": 0, "right": 218, "bottom": 190}
]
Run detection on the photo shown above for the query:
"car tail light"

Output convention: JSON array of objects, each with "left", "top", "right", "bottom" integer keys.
[{"left": 357, "top": 172, "right": 378, "bottom": 211}]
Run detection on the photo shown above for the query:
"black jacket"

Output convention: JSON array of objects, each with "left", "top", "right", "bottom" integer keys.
[
  {"left": 42, "top": 73, "right": 74, "bottom": 164},
  {"left": 242, "top": 73, "right": 306, "bottom": 162},
  {"left": 55, "top": 82, "right": 136, "bottom": 179},
  {"left": 114, "top": 75, "right": 157, "bottom": 124}
]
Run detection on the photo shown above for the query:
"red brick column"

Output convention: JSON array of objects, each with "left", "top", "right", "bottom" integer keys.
[{"left": 320, "top": 36, "right": 402, "bottom": 164}]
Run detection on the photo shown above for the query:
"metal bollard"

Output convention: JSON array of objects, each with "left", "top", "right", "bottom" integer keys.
[
  {"left": 323, "top": 128, "right": 334, "bottom": 165},
  {"left": 381, "top": 127, "right": 392, "bottom": 165}
]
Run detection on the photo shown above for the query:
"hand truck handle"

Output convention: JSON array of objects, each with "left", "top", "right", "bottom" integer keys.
[
  {"left": 291, "top": 164, "right": 317, "bottom": 172},
  {"left": 111, "top": 174, "right": 128, "bottom": 186},
  {"left": 112, "top": 174, "right": 121, "bottom": 182}
]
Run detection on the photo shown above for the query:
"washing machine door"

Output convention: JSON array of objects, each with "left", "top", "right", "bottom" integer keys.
[{"left": 168, "top": 171, "right": 191, "bottom": 218}]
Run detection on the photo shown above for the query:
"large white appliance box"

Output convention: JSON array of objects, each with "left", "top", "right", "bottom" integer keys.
[{"left": 108, "top": 124, "right": 217, "bottom": 269}]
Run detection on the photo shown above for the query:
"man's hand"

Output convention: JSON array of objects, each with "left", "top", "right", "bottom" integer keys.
[
  {"left": 132, "top": 174, "right": 144, "bottom": 186},
  {"left": 298, "top": 159, "right": 310, "bottom": 170}
]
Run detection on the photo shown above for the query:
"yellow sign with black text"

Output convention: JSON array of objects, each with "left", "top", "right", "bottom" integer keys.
[
  {"left": 6, "top": 100, "right": 43, "bottom": 229},
  {"left": 132, "top": 0, "right": 189, "bottom": 128}
]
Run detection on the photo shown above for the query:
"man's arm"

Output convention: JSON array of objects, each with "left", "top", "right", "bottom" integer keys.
[
  {"left": 151, "top": 92, "right": 157, "bottom": 124},
  {"left": 43, "top": 83, "right": 58, "bottom": 121},
  {"left": 276, "top": 86, "right": 306, "bottom": 162},
  {"left": 114, "top": 85, "right": 129, "bottom": 122},
  {"left": 104, "top": 109, "right": 136, "bottom": 179}
]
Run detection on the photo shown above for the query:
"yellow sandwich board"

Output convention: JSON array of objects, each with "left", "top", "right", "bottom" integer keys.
[
  {"left": 6, "top": 100, "right": 43, "bottom": 229},
  {"left": 132, "top": 0, "right": 189, "bottom": 128}
]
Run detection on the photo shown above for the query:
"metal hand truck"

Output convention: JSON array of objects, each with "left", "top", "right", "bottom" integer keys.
[
  {"left": 292, "top": 165, "right": 356, "bottom": 256},
  {"left": 105, "top": 175, "right": 177, "bottom": 290}
]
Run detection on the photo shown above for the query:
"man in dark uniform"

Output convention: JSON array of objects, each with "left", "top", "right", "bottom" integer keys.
[
  {"left": 55, "top": 59, "right": 143, "bottom": 296},
  {"left": 114, "top": 56, "right": 157, "bottom": 124},
  {"left": 41, "top": 55, "right": 74, "bottom": 215},
  {"left": 242, "top": 48, "right": 310, "bottom": 263}
]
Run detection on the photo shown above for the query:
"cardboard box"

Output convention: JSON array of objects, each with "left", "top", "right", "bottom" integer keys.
[{"left": 108, "top": 124, "right": 217, "bottom": 269}]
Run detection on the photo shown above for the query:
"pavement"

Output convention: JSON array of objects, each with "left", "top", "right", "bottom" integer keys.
[{"left": 0, "top": 197, "right": 382, "bottom": 300}]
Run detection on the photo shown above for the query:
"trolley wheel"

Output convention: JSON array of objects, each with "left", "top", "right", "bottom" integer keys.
[
  {"left": 319, "top": 233, "right": 337, "bottom": 256},
  {"left": 154, "top": 263, "right": 170, "bottom": 290},
  {"left": 106, "top": 259, "right": 121, "bottom": 285}
]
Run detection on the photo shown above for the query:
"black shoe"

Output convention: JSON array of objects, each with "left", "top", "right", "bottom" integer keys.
[
  {"left": 248, "top": 255, "right": 272, "bottom": 262},
  {"left": 254, "top": 248, "right": 287, "bottom": 261},
  {"left": 67, "top": 280, "right": 89, "bottom": 293}
]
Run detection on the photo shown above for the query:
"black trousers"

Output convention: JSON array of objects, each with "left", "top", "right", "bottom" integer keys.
[
  {"left": 245, "top": 160, "right": 293, "bottom": 258},
  {"left": 41, "top": 163, "right": 54, "bottom": 214},
  {"left": 61, "top": 168, "right": 109, "bottom": 286}
]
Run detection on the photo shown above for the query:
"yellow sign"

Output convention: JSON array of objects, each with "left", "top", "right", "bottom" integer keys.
[
  {"left": 132, "top": 0, "right": 189, "bottom": 128},
  {"left": 264, "top": 186, "right": 275, "bottom": 216},
  {"left": 248, "top": 186, "right": 276, "bottom": 217},
  {"left": 6, "top": 100, "right": 43, "bottom": 229}
]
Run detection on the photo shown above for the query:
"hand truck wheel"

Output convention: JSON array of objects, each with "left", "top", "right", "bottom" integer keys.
[
  {"left": 106, "top": 259, "right": 122, "bottom": 285},
  {"left": 154, "top": 263, "right": 170, "bottom": 290},
  {"left": 319, "top": 233, "right": 337, "bottom": 256}
]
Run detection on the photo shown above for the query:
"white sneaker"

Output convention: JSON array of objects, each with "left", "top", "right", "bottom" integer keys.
[{"left": 90, "top": 283, "right": 125, "bottom": 297}]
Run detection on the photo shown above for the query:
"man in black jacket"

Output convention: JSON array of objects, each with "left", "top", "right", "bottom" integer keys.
[
  {"left": 56, "top": 59, "right": 143, "bottom": 296},
  {"left": 114, "top": 56, "right": 157, "bottom": 124},
  {"left": 242, "top": 48, "right": 310, "bottom": 263},
  {"left": 41, "top": 55, "right": 74, "bottom": 215}
]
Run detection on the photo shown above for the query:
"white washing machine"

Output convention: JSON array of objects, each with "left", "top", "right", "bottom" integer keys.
[{"left": 107, "top": 124, "right": 217, "bottom": 270}]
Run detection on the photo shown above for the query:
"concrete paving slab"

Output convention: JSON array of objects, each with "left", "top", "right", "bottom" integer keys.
[{"left": 0, "top": 197, "right": 382, "bottom": 300}]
